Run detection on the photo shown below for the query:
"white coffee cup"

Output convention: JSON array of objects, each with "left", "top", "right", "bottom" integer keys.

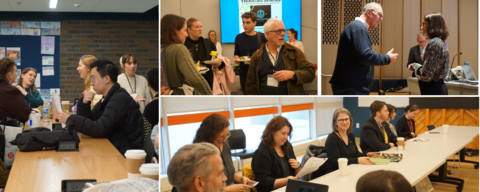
[
  {"left": 443, "top": 124, "right": 449, "bottom": 135},
  {"left": 125, "top": 149, "right": 147, "bottom": 178},
  {"left": 338, "top": 158, "right": 348, "bottom": 176},
  {"left": 397, "top": 137, "right": 404, "bottom": 151},
  {"left": 140, "top": 163, "right": 159, "bottom": 180}
]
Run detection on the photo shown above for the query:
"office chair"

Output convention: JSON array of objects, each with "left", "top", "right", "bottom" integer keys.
[{"left": 228, "top": 129, "right": 255, "bottom": 170}]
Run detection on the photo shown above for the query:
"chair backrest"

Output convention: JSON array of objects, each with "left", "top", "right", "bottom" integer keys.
[
  {"left": 228, "top": 129, "right": 246, "bottom": 150},
  {"left": 143, "top": 133, "right": 155, "bottom": 163}
]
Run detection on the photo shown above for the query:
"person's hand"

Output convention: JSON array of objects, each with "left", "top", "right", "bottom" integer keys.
[
  {"left": 387, "top": 48, "right": 398, "bottom": 64},
  {"left": 32, "top": 108, "right": 40, "bottom": 113},
  {"left": 234, "top": 55, "right": 240, "bottom": 64},
  {"left": 57, "top": 111, "right": 71, "bottom": 124},
  {"left": 389, "top": 143, "right": 395, "bottom": 148},
  {"left": 410, "top": 132, "right": 416, "bottom": 138},
  {"left": 16, "top": 85, "right": 27, "bottom": 96},
  {"left": 135, "top": 95, "right": 146, "bottom": 102},
  {"left": 241, "top": 176, "right": 256, "bottom": 185},
  {"left": 407, "top": 64, "right": 415, "bottom": 72},
  {"left": 366, "top": 152, "right": 380, "bottom": 158},
  {"left": 83, "top": 92, "right": 96, "bottom": 104},
  {"left": 224, "top": 184, "right": 251, "bottom": 192},
  {"left": 289, "top": 159, "right": 301, "bottom": 169},
  {"left": 71, "top": 106, "right": 75, "bottom": 114},
  {"left": 358, "top": 157, "right": 373, "bottom": 165},
  {"left": 286, "top": 176, "right": 299, "bottom": 180},
  {"left": 273, "top": 70, "right": 295, "bottom": 82}
]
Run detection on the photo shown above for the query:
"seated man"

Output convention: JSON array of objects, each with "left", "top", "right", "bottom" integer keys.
[
  {"left": 246, "top": 19, "right": 315, "bottom": 95},
  {"left": 168, "top": 143, "right": 227, "bottom": 192},
  {"left": 58, "top": 60, "right": 144, "bottom": 155},
  {"left": 360, "top": 100, "right": 396, "bottom": 154}
]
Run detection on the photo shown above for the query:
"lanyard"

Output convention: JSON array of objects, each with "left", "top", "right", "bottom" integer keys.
[
  {"left": 268, "top": 47, "right": 279, "bottom": 67},
  {"left": 125, "top": 74, "right": 136, "bottom": 94}
]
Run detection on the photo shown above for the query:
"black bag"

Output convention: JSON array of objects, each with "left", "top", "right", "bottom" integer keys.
[{"left": 10, "top": 121, "right": 81, "bottom": 152}]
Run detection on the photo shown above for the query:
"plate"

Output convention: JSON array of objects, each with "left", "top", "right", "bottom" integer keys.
[
  {"left": 203, "top": 60, "right": 222, "bottom": 64},
  {"left": 235, "top": 59, "right": 251, "bottom": 62},
  {"left": 199, "top": 67, "right": 209, "bottom": 74}
]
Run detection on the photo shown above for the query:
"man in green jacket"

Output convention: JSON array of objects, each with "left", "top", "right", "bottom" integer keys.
[{"left": 245, "top": 19, "right": 315, "bottom": 95}]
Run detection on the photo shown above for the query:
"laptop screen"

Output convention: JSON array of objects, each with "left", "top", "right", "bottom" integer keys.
[
  {"left": 462, "top": 61, "right": 477, "bottom": 81},
  {"left": 286, "top": 180, "right": 328, "bottom": 192}
]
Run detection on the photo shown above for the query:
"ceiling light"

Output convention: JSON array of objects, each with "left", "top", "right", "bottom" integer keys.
[
  {"left": 49, "top": 0, "right": 58, "bottom": 9},
  {"left": 74, "top": 3, "right": 83, "bottom": 8}
]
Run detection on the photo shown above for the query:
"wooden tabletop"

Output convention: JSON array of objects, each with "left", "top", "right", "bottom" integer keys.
[{"left": 5, "top": 121, "right": 128, "bottom": 192}]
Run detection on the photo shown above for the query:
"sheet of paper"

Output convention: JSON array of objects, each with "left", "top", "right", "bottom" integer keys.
[
  {"left": 41, "top": 36, "right": 55, "bottom": 54},
  {"left": 296, "top": 157, "right": 327, "bottom": 178},
  {"left": 35, "top": 73, "right": 41, "bottom": 88},
  {"left": 50, "top": 88, "right": 60, "bottom": 97},
  {"left": 42, "top": 56, "right": 54, "bottom": 65},
  {"left": 42, "top": 66, "right": 54, "bottom": 76},
  {"left": 52, "top": 94, "right": 65, "bottom": 127}
]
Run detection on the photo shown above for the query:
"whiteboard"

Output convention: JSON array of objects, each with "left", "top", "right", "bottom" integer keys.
[{"left": 358, "top": 97, "right": 409, "bottom": 108}]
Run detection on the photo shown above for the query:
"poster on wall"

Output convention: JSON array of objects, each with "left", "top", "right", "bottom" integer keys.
[
  {"left": 10, "top": 22, "right": 20, "bottom": 28},
  {"left": 42, "top": 66, "right": 54, "bottom": 76},
  {"left": 0, "top": 47, "right": 5, "bottom": 59},
  {"left": 42, "top": 56, "right": 54, "bottom": 65},
  {"left": 41, "top": 36, "right": 55, "bottom": 54},
  {"left": 13, "top": 69, "right": 20, "bottom": 85},
  {"left": 1, "top": 29, "right": 21, "bottom": 35},
  {"left": 1, "top": 22, "right": 10, "bottom": 28},
  {"left": 35, "top": 73, "right": 41, "bottom": 88},
  {"left": 6, "top": 47, "right": 20, "bottom": 65},
  {"left": 21, "top": 29, "right": 40, "bottom": 36},
  {"left": 21, "top": 21, "right": 40, "bottom": 29},
  {"left": 41, "top": 22, "right": 60, "bottom": 29}
]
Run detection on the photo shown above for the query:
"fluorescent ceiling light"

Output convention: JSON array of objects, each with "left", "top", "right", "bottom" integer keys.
[{"left": 50, "top": 0, "right": 58, "bottom": 9}]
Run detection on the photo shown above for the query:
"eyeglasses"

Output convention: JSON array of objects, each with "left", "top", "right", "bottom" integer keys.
[
  {"left": 268, "top": 29, "right": 286, "bottom": 35},
  {"left": 219, "top": 132, "right": 231, "bottom": 141},
  {"left": 370, "top": 9, "right": 383, "bottom": 19},
  {"left": 89, "top": 77, "right": 98, "bottom": 83},
  {"left": 337, "top": 118, "right": 350, "bottom": 123},
  {"left": 417, "top": 40, "right": 426, "bottom": 44}
]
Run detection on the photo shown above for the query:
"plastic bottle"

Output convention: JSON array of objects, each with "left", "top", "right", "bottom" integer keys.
[{"left": 42, "top": 100, "right": 50, "bottom": 124}]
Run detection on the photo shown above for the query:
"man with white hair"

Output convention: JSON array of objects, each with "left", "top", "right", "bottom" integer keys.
[
  {"left": 330, "top": 2, "right": 399, "bottom": 95},
  {"left": 168, "top": 143, "right": 227, "bottom": 192},
  {"left": 407, "top": 31, "right": 427, "bottom": 77},
  {"left": 245, "top": 19, "right": 315, "bottom": 95}
]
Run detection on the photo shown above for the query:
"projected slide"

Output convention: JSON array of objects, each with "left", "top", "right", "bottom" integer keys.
[{"left": 220, "top": 0, "right": 301, "bottom": 43}]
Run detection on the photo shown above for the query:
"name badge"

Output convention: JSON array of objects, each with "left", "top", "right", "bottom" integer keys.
[{"left": 267, "top": 74, "right": 278, "bottom": 87}]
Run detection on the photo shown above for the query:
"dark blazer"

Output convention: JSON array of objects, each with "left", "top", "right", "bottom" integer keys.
[
  {"left": 407, "top": 45, "right": 423, "bottom": 77},
  {"left": 395, "top": 115, "right": 416, "bottom": 139},
  {"left": 360, "top": 117, "right": 395, "bottom": 154},
  {"left": 251, "top": 143, "right": 296, "bottom": 192}
]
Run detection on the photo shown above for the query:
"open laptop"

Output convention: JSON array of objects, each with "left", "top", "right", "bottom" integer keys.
[
  {"left": 286, "top": 179, "right": 328, "bottom": 192},
  {"left": 462, "top": 61, "right": 478, "bottom": 82}
]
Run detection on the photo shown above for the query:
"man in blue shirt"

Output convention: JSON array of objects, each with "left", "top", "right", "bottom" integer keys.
[
  {"left": 329, "top": 2, "right": 398, "bottom": 95},
  {"left": 234, "top": 12, "right": 268, "bottom": 95}
]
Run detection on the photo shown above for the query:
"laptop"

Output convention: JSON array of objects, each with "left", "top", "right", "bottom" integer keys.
[
  {"left": 426, "top": 125, "right": 436, "bottom": 131},
  {"left": 286, "top": 179, "right": 328, "bottom": 192},
  {"left": 462, "top": 61, "right": 477, "bottom": 82}
]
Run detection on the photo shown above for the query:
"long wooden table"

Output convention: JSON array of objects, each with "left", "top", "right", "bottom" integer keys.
[{"left": 5, "top": 121, "right": 128, "bottom": 192}]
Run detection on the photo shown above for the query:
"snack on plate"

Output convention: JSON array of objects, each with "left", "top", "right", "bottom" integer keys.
[
  {"left": 239, "top": 56, "right": 249, "bottom": 60},
  {"left": 195, "top": 61, "right": 201, "bottom": 71}
]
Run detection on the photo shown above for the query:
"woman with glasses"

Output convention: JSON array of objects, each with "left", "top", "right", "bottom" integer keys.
[
  {"left": 193, "top": 113, "right": 255, "bottom": 192},
  {"left": 396, "top": 104, "right": 419, "bottom": 139},
  {"left": 251, "top": 116, "right": 302, "bottom": 191},
  {"left": 311, "top": 108, "right": 378, "bottom": 179},
  {"left": 408, "top": 13, "right": 449, "bottom": 95},
  {"left": 118, "top": 53, "right": 152, "bottom": 113}
]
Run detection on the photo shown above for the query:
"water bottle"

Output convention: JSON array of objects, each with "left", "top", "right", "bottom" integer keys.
[{"left": 42, "top": 100, "right": 50, "bottom": 124}]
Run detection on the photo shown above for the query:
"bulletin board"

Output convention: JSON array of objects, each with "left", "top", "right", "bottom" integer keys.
[{"left": 0, "top": 35, "right": 60, "bottom": 89}]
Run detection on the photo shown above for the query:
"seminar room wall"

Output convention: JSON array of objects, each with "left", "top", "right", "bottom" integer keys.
[
  {"left": 0, "top": 8, "right": 159, "bottom": 103},
  {"left": 321, "top": 0, "right": 479, "bottom": 94},
  {"left": 160, "top": 0, "right": 318, "bottom": 65}
]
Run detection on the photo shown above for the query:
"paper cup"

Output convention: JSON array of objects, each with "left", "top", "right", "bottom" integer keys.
[
  {"left": 443, "top": 124, "right": 449, "bottom": 135},
  {"left": 62, "top": 101, "right": 70, "bottom": 112},
  {"left": 140, "top": 163, "right": 159, "bottom": 180},
  {"left": 397, "top": 137, "right": 404, "bottom": 151},
  {"left": 338, "top": 158, "right": 348, "bottom": 176},
  {"left": 125, "top": 150, "right": 146, "bottom": 178}
]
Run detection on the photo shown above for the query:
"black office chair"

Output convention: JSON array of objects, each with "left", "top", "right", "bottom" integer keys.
[
  {"left": 143, "top": 134, "right": 157, "bottom": 163},
  {"left": 228, "top": 129, "right": 255, "bottom": 170}
]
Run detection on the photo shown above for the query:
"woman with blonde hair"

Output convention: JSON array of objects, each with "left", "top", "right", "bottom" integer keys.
[
  {"left": 118, "top": 53, "right": 152, "bottom": 113},
  {"left": 16, "top": 67, "right": 43, "bottom": 108},
  {"left": 208, "top": 30, "right": 222, "bottom": 56},
  {"left": 76, "top": 55, "right": 102, "bottom": 110}
]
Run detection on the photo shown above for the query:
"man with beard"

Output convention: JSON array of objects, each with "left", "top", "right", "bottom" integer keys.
[
  {"left": 168, "top": 143, "right": 227, "bottom": 192},
  {"left": 360, "top": 100, "right": 397, "bottom": 154}
]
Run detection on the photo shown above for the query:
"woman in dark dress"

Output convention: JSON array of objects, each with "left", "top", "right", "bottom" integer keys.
[
  {"left": 193, "top": 113, "right": 255, "bottom": 192},
  {"left": 251, "top": 116, "right": 302, "bottom": 192},
  {"left": 312, "top": 108, "right": 378, "bottom": 178},
  {"left": 396, "top": 104, "right": 419, "bottom": 139},
  {"left": 184, "top": 18, "right": 225, "bottom": 89}
]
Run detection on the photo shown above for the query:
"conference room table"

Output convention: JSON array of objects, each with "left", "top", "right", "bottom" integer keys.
[
  {"left": 273, "top": 125, "right": 479, "bottom": 192},
  {"left": 4, "top": 120, "right": 129, "bottom": 192}
]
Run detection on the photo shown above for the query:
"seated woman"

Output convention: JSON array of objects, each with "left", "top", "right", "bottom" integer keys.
[
  {"left": 0, "top": 57, "right": 32, "bottom": 122},
  {"left": 384, "top": 104, "right": 398, "bottom": 137},
  {"left": 251, "top": 116, "right": 302, "bottom": 192},
  {"left": 396, "top": 104, "right": 419, "bottom": 139},
  {"left": 160, "top": 14, "right": 212, "bottom": 95},
  {"left": 356, "top": 170, "right": 412, "bottom": 192},
  {"left": 312, "top": 108, "right": 377, "bottom": 179},
  {"left": 16, "top": 68, "right": 43, "bottom": 108},
  {"left": 192, "top": 113, "right": 255, "bottom": 192}
]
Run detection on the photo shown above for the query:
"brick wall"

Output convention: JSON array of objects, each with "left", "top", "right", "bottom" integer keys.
[{"left": 60, "top": 20, "right": 158, "bottom": 102}]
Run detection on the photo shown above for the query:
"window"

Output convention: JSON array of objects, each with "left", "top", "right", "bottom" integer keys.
[
  {"left": 234, "top": 114, "right": 275, "bottom": 150},
  {"left": 283, "top": 110, "right": 311, "bottom": 143},
  {"left": 167, "top": 122, "right": 201, "bottom": 158}
]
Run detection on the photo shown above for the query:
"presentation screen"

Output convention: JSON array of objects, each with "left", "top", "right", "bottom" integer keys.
[{"left": 219, "top": 0, "right": 301, "bottom": 43}]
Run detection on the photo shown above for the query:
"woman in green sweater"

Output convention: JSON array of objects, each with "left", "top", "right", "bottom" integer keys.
[{"left": 16, "top": 67, "right": 43, "bottom": 108}]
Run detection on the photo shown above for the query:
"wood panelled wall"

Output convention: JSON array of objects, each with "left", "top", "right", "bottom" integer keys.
[
  {"left": 321, "top": 0, "right": 478, "bottom": 94},
  {"left": 414, "top": 109, "right": 479, "bottom": 149}
]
